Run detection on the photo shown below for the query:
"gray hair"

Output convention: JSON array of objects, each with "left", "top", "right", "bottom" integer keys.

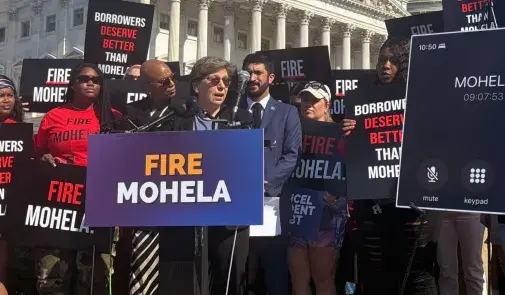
[
  {"left": 190, "top": 56, "right": 232, "bottom": 87},
  {"left": 122, "top": 64, "right": 141, "bottom": 80}
]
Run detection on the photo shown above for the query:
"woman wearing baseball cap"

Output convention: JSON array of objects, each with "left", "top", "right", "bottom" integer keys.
[{"left": 288, "top": 81, "right": 348, "bottom": 295}]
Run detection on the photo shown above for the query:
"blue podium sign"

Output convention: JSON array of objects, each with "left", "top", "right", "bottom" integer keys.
[{"left": 86, "top": 129, "right": 264, "bottom": 226}]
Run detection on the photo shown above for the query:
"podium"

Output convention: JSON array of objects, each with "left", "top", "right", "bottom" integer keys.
[{"left": 87, "top": 130, "right": 264, "bottom": 294}]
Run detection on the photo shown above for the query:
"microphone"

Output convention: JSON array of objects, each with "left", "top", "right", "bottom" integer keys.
[
  {"left": 128, "top": 96, "right": 190, "bottom": 133},
  {"left": 230, "top": 70, "right": 251, "bottom": 122},
  {"left": 184, "top": 96, "right": 204, "bottom": 118}
]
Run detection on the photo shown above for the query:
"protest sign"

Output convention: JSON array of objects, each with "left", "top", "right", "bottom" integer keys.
[
  {"left": 443, "top": 0, "right": 497, "bottom": 32},
  {"left": 256, "top": 46, "right": 332, "bottom": 85},
  {"left": 166, "top": 62, "right": 181, "bottom": 75},
  {"left": 3, "top": 163, "right": 110, "bottom": 250},
  {"left": 385, "top": 11, "right": 444, "bottom": 38},
  {"left": 285, "top": 188, "right": 325, "bottom": 241},
  {"left": 0, "top": 124, "right": 34, "bottom": 235},
  {"left": 105, "top": 79, "right": 148, "bottom": 113},
  {"left": 84, "top": 0, "right": 154, "bottom": 79},
  {"left": 330, "top": 70, "right": 376, "bottom": 122},
  {"left": 345, "top": 83, "right": 406, "bottom": 199},
  {"left": 397, "top": 29, "right": 505, "bottom": 214},
  {"left": 86, "top": 129, "right": 264, "bottom": 226},
  {"left": 19, "top": 59, "right": 82, "bottom": 113},
  {"left": 291, "top": 118, "right": 346, "bottom": 196}
]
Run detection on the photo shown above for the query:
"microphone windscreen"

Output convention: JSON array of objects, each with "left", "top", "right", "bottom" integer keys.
[
  {"left": 237, "top": 70, "right": 251, "bottom": 84},
  {"left": 171, "top": 96, "right": 189, "bottom": 114}
]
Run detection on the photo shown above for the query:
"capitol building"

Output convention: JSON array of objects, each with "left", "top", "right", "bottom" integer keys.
[{"left": 0, "top": 0, "right": 444, "bottom": 88}]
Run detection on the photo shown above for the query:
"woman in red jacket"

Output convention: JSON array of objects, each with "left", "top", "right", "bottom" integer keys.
[
  {"left": 34, "top": 63, "right": 119, "bottom": 295},
  {"left": 36, "top": 63, "right": 120, "bottom": 166}
]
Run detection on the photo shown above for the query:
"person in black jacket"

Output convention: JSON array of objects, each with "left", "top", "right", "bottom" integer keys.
[
  {"left": 174, "top": 56, "right": 252, "bottom": 295},
  {"left": 123, "top": 60, "right": 178, "bottom": 131}
]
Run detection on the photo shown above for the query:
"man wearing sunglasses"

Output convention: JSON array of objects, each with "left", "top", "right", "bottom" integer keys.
[
  {"left": 122, "top": 59, "right": 178, "bottom": 131},
  {"left": 242, "top": 53, "right": 301, "bottom": 295}
]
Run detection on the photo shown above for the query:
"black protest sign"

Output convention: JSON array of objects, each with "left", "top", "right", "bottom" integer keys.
[
  {"left": 0, "top": 124, "right": 34, "bottom": 235},
  {"left": 330, "top": 70, "right": 376, "bottom": 122},
  {"left": 105, "top": 79, "right": 148, "bottom": 113},
  {"left": 397, "top": 29, "right": 505, "bottom": 214},
  {"left": 443, "top": 0, "right": 497, "bottom": 32},
  {"left": 84, "top": 0, "right": 154, "bottom": 79},
  {"left": 19, "top": 59, "right": 82, "bottom": 113},
  {"left": 386, "top": 11, "right": 444, "bottom": 38},
  {"left": 256, "top": 46, "right": 332, "bottom": 85},
  {"left": 290, "top": 118, "right": 346, "bottom": 196},
  {"left": 166, "top": 62, "right": 181, "bottom": 75},
  {"left": 4, "top": 163, "right": 110, "bottom": 251},
  {"left": 345, "top": 82, "right": 406, "bottom": 199}
]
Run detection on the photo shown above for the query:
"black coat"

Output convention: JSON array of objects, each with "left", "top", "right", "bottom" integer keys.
[{"left": 121, "top": 99, "right": 176, "bottom": 132}]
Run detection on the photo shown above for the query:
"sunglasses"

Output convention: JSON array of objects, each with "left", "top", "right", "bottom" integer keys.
[
  {"left": 76, "top": 75, "right": 101, "bottom": 85},
  {"left": 151, "top": 74, "right": 177, "bottom": 87},
  {"left": 206, "top": 76, "right": 231, "bottom": 87},
  {"left": 125, "top": 74, "right": 140, "bottom": 80},
  {"left": 304, "top": 82, "right": 330, "bottom": 97}
]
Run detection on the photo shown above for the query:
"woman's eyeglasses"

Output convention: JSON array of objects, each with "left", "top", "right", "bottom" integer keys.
[
  {"left": 76, "top": 75, "right": 101, "bottom": 85},
  {"left": 206, "top": 76, "right": 231, "bottom": 87}
]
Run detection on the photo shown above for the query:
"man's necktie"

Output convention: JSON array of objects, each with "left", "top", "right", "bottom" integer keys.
[
  {"left": 252, "top": 103, "right": 263, "bottom": 129},
  {"left": 129, "top": 230, "right": 160, "bottom": 295},
  {"left": 151, "top": 108, "right": 163, "bottom": 119}
]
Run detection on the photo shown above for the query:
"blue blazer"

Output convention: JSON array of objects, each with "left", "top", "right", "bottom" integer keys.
[{"left": 243, "top": 97, "right": 302, "bottom": 198}]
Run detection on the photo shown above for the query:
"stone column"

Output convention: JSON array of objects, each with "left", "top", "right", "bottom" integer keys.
[
  {"left": 168, "top": 0, "right": 181, "bottom": 61},
  {"left": 291, "top": 24, "right": 300, "bottom": 48},
  {"left": 361, "top": 30, "right": 374, "bottom": 69},
  {"left": 299, "top": 11, "right": 313, "bottom": 48},
  {"left": 32, "top": 1, "right": 44, "bottom": 57},
  {"left": 321, "top": 17, "right": 334, "bottom": 55},
  {"left": 250, "top": 0, "right": 266, "bottom": 52},
  {"left": 275, "top": 3, "right": 290, "bottom": 49},
  {"left": 223, "top": 2, "right": 236, "bottom": 61},
  {"left": 197, "top": 0, "right": 212, "bottom": 59},
  {"left": 341, "top": 24, "right": 355, "bottom": 70}
]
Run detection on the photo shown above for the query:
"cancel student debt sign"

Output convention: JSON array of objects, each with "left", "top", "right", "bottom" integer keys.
[
  {"left": 345, "top": 83, "right": 406, "bottom": 199},
  {"left": 84, "top": 0, "right": 154, "bottom": 79}
]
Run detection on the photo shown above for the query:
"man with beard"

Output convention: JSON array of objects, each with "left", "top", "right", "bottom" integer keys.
[{"left": 242, "top": 53, "right": 301, "bottom": 295}]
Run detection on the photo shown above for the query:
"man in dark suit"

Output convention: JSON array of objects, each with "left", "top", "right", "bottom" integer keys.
[
  {"left": 242, "top": 53, "right": 302, "bottom": 295},
  {"left": 124, "top": 59, "right": 178, "bottom": 131}
]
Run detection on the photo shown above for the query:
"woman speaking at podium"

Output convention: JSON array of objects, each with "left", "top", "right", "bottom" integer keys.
[
  {"left": 34, "top": 63, "right": 120, "bottom": 295},
  {"left": 174, "top": 56, "right": 252, "bottom": 295}
]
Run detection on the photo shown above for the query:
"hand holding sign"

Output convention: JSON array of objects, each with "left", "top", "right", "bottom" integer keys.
[{"left": 342, "top": 119, "right": 356, "bottom": 136}]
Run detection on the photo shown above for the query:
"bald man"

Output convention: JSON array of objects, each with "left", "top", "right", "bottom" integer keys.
[
  {"left": 0, "top": 283, "right": 7, "bottom": 295},
  {"left": 122, "top": 60, "right": 178, "bottom": 131}
]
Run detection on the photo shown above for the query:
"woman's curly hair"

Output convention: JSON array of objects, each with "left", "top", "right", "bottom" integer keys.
[
  {"left": 0, "top": 75, "right": 24, "bottom": 122},
  {"left": 64, "top": 63, "right": 115, "bottom": 129},
  {"left": 376, "top": 36, "right": 411, "bottom": 83}
]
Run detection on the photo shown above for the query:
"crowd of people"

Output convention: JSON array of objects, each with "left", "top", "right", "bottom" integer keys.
[{"left": 0, "top": 35, "right": 503, "bottom": 295}]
